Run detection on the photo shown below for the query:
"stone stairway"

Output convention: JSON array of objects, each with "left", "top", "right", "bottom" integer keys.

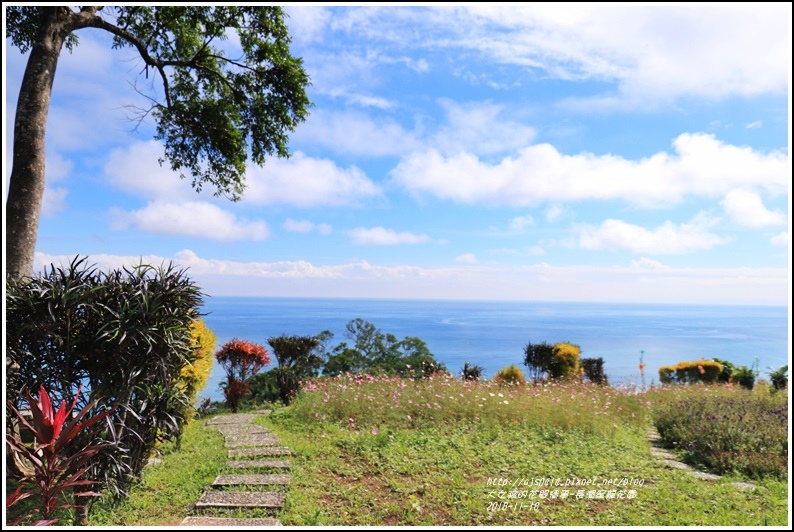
[
  {"left": 647, "top": 426, "right": 757, "bottom": 491},
  {"left": 181, "top": 411, "right": 292, "bottom": 527}
]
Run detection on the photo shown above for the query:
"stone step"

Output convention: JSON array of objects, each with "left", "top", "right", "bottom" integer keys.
[
  {"left": 229, "top": 447, "right": 292, "bottom": 459},
  {"left": 225, "top": 436, "right": 283, "bottom": 448},
  {"left": 195, "top": 490, "right": 286, "bottom": 509},
  {"left": 212, "top": 423, "right": 272, "bottom": 435},
  {"left": 227, "top": 459, "right": 292, "bottom": 469},
  {"left": 663, "top": 459, "right": 694, "bottom": 471},
  {"left": 221, "top": 429, "right": 275, "bottom": 436},
  {"left": 691, "top": 471, "right": 721, "bottom": 481},
  {"left": 650, "top": 448, "right": 677, "bottom": 460},
  {"left": 181, "top": 516, "right": 282, "bottom": 526},
  {"left": 212, "top": 474, "right": 291, "bottom": 486},
  {"left": 207, "top": 414, "right": 259, "bottom": 425}
]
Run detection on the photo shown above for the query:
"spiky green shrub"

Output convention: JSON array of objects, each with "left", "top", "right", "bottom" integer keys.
[
  {"left": 658, "top": 359, "right": 722, "bottom": 384},
  {"left": 548, "top": 342, "right": 581, "bottom": 380},
  {"left": 493, "top": 364, "right": 526, "bottom": 386},
  {"left": 768, "top": 365, "right": 787, "bottom": 391},
  {"left": 461, "top": 361, "right": 484, "bottom": 381},
  {"left": 712, "top": 357, "right": 736, "bottom": 383},
  {"left": 730, "top": 365, "right": 756, "bottom": 391},
  {"left": 6, "top": 256, "right": 204, "bottom": 504}
]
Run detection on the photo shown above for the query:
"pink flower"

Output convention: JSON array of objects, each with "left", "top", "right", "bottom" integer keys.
[{"left": 372, "top": 428, "right": 378, "bottom": 435}]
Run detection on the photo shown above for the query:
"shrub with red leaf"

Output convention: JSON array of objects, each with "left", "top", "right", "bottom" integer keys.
[
  {"left": 5, "top": 385, "right": 116, "bottom": 526},
  {"left": 215, "top": 338, "right": 271, "bottom": 412}
]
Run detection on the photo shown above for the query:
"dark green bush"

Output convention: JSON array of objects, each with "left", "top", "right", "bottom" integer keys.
[
  {"left": 6, "top": 256, "right": 203, "bottom": 503},
  {"left": 321, "top": 319, "right": 446, "bottom": 379},
  {"left": 248, "top": 369, "right": 282, "bottom": 405},
  {"left": 523, "top": 341, "right": 555, "bottom": 381},
  {"left": 580, "top": 357, "right": 608, "bottom": 385},
  {"left": 267, "top": 335, "right": 321, "bottom": 405}
]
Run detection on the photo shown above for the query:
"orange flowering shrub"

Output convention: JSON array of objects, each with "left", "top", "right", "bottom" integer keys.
[{"left": 215, "top": 338, "right": 271, "bottom": 412}]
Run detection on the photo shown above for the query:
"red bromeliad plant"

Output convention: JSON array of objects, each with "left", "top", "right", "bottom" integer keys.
[
  {"left": 215, "top": 338, "right": 271, "bottom": 412},
  {"left": 6, "top": 385, "right": 116, "bottom": 526}
]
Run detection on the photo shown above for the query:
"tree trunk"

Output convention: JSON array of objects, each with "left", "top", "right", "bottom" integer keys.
[
  {"left": 6, "top": 8, "right": 68, "bottom": 280},
  {"left": 5, "top": 9, "right": 70, "bottom": 482}
]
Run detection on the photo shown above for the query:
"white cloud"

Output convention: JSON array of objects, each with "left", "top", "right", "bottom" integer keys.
[
  {"left": 283, "top": 219, "right": 315, "bottom": 233},
  {"left": 431, "top": 99, "right": 536, "bottom": 156},
  {"left": 771, "top": 232, "right": 789, "bottom": 247},
  {"left": 42, "top": 187, "right": 68, "bottom": 216},
  {"left": 283, "top": 218, "right": 332, "bottom": 235},
  {"left": 349, "top": 226, "right": 431, "bottom": 245},
  {"left": 454, "top": 253, "right": 478, "bottom": 264},
  {"left": 508, "top": 215, "right": 534, "bottom": 232},
  {"left": 577, "top": 216, "right": 726, "bottom": 255},
  {"left": 104, "top": 143, "right": 381, "bottom": 208},
  {"left": 245, "top": 152, "right": 381, "bottom": 207},
  {"left": 284, "top": 6, "right": 332, "bottom": 44},
  {"left": 630, "top": 257, "right": 671, "bottom": 272},
  {"left": 343, "top": 93, "right": 394, "bottom": 109},
  {"left": 294, "top": 109, "right": 418, "bottom": 156},
  {"left": 32, "top": 251, "right": 790, "bottom": 305},
  {"left": 462, "top": 5, "right": 788, "bottom": 105},
  {"left": 315, "top": 5, "right": 788, "bottom": 106},
  {"left": 545, "top": 204, "right": 566, "bottom": 222},
  {"left": 721, "top": 189, "right": 786, "bottom": 228},
  {"left": 105, "top": 141, "right": 196, "bottom": 200},
  {"left": 391, "top": 133, "right": 788, "bottom": 207},
  {"left": 296, "top": 100, "right": 537, "bottom": 158},
  {"left": 745, "top": 121, "right": 763, "bottom": 130},
  {"left": 46, "top": 152, "right": 74, "bottom": 182},
  {"left": 39, "top": 151, "right": 73, "bottom": 216},
  {"left": 110, "top": 201, "right": 270, "bottom": 241}
]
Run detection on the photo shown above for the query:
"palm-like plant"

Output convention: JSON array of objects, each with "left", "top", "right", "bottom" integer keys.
[
  {"left": 6, "top": 386, "right": 116, "bottom": 526},
  {"left": 768, "top": 365, "right": 788, "bottom": 391}
]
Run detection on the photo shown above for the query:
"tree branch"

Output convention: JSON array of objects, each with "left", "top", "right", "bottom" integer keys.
[{"left": 72, "top": 12, "right": 174, "bottom": 108}]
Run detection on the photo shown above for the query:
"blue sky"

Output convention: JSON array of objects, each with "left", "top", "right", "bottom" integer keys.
[{"left": 3, "top": 5, "right": 791, "bottom": 304}]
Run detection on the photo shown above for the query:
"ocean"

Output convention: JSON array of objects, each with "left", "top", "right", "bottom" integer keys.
[{"left": 197, "top": 297, "right": 790, "bottom": 402}]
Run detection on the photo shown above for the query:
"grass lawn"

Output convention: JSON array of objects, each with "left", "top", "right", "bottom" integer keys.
[
  {"left": 76, "top": 377, "right": 789, "bottom": 527},
  {"left": 266, "top": 417, "right": 787, "bottom": 526}
]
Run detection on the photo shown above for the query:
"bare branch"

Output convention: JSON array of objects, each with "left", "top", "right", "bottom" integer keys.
[{"left": 119, "top": 79, "right": 162, "bottom": 134}]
